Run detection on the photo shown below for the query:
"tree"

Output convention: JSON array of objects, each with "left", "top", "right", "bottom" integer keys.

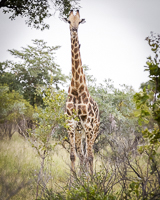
[
  {"left": 0, "top": 62, "right": 23, "bottom": 92},
  {"left": 1, "top": 39, "right": 67, "bottom": 106},
  {"left": 0, "top": 85, "right": 34, "bottom": 139},
  {"left": 26, "top": 86, "right": 68, "bottom": 199},
  {"left": 0, "top": 0, "right": 80, "bottom": 30},
  {"left": 134, "top": 32, "right": 160, "bottom": 140},
  {"left": 133, "top": 32, "right": 160, "bottom": 199}
]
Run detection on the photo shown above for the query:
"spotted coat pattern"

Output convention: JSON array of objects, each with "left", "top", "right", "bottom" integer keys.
[{"left": 64, "top": 10, "right": 100, "bottom": 174}]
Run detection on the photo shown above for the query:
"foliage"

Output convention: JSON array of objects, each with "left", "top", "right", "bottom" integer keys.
[
  {"left": 29, "top": 86, "right": 67, "bottom": 156},
  {"left": 0, "top": 63, "right": 23, "bottom": 92},
  {"left": 0, "top": 39, "right": 67, "bottom": 106},
  {"left": 134, "top": 32, "right": 160, "bottom": 143},
  {"left": 0, "top": 0, "right": 80, "bottom": 30},
  {"left": 26, "top": 86, "right": 68, "bottom": 199},
  {"left": 0, "top": 85, "right": 33, "bottom": 139},
  {"left": 133, "top": 32, "right": 160, "bottom": 199},
  {"left": 83, "top": 66, "right": 140, "bottom": 153}
]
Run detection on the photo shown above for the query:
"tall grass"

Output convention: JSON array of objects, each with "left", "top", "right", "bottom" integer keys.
[{"left": 0, "top": 133, "right": 70, "bottom": 199}]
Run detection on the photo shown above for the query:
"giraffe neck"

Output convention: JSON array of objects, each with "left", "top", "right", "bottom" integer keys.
[{"left": 70, "top": 32, "right": 87, "bottom": 95}]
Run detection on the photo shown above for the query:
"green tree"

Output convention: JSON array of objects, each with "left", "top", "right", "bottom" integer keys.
[
  {"left": 0, "top": 0, "right": 80, "bottom": 30},
  {"left": 133, "top": 32, "right": 160, "bottom": 198},
  {"left": 0, "top": 85, "right": 34, "bottom": 139},
  {"left": 134, "top": 32, "right": 160, "bottom": 142},
  {"left": 1, "top": 39, "right": 67, "bottom": 106},
  {"left": 27, "top": 86, "right": 68, "bottom": 199},
  {"left": 82, "top": 66, "right": 139, "bottom": 153},
  {"left": 0, "top": 62, "right": 23, "bottom": 92}
]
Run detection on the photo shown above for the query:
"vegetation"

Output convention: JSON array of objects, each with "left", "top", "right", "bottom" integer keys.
[
  {"left": 0, "top": 0, "right": 80, "bottom": 30},
  {"left": 0, "top": 32, "right": 160, "bottom": 199}
]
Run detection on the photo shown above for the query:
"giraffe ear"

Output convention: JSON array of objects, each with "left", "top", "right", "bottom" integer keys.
[
  {"left": 63, "top": 18, "right": 70, "bottom": 24},
  {"left": 79, "top": 19, "right": 86, "bottom": 24}
]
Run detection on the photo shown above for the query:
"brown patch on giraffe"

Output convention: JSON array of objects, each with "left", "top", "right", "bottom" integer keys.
[
  {"left": 71, "top": 79, "right": 74, "bottom": 87},
  {"left": 78, "top": 67, "right": 80, "bottom": 74},
  {"left": 88, "top": 103, "right": 92, "bottom": 112},
  {"left": 83, "top": 97, "right": 88, "bottom": 104},
  {"left": 81, "top": 115, "right": 87, "bottom": 121},
  {"left": 74, "top": 48, "right": 78, "bottom": 54},
  {"left": 78, "top": 105, "right": 82, "bottom": 115},
  {"left": 67, "top": 103, "right": 73, "bottom": 109},
  {"left": 75, "top": 81, "right": 80, "bottom": 88},
  {"left": 71, "top": 45, "right": 74, "bottom": 50},
  {"left": 79, "top": 85, "right": 84, "bottom": 93},
  {"left": 87, "top": 117, "right": 90, "bottom": 123},
  {"left": 68, "top": 87, "right": 70, "bottom": 93},
  {"left": 86, "top": 88, "right": 89, "bottom": 95},
  {"left": 75, "top": 60, "right": 79, "bottom": 69},
  {"left": 78, "top": 105, "right": 86, "bottom": 115},
  {"left": 67, "top": 109, "right": 71, "bottom": 116},
  {"left": 71, "top": 88, "right": 78, "bottom": 96},
  {"left": 75, "top": 72, "right": 79, "bottom": 80},
  {"left": 78, "top": 96, "right": 82, "bottom": 104},
  {"left": 89, "top": 110, "right": 94, "bottom": 117},
  {"left": 81, "top": 68, "right": 83, "bottom": 74},
  {"left": 90, "top": 98, "right": 94, "bottom": 105},
  {"left": 81, "top": 92, "right": 87, "bottom": 100},
  {"left": 91, "top": 118, "right": 94, "bottom": 126},
  {"left": 75, "top": 43, "right": 77, "bottom": 47},
  {"left": 80, "top": 58, "right": 82, "bottom": 66},
  {"left": 72, "top": 51, "right": 74, "bottom": 58},
  {"left": 84, "top": 76, "right": 86, "bottom": 83},
  {"left": 72, "top": 71, "right": 75, "bottom": 77},
  {"left": 72, "top": 67, "right": 75, "bottom": 75},
  {"left": 75, "top": 53, "right": 78, "bottom": 59},
  {"left": 82, "top": 105, "right": 87, "bottom": 114},
  {"left": 80, "top": 76, "right": 83, "bottom": 83}
]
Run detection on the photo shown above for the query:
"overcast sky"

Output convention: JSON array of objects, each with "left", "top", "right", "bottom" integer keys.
[{"left": 0, "top": 0, "right": 160, "bottom": 91}]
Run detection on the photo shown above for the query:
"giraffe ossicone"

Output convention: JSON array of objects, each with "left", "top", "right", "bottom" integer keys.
[{"left": 64, "top": 10, "right": 100, "bottom": 175}]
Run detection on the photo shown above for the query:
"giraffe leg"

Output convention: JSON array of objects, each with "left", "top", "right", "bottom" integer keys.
[
  {"left": 75, "top": 130, "right": 85, "bottom": 174},
  {"left": 85, "top": 129, "right": 97, "bottom": 175},
  {"left": 67, "top": 121, "right": 76, "bottom": 173}
]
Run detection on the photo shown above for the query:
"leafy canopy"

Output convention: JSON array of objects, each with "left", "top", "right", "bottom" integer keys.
[
  {"left": 0, "top": 39, "right": 67, "bottom": 106},
  {"left": 0, "top": 0, "right": 80, "bottom": 30}
]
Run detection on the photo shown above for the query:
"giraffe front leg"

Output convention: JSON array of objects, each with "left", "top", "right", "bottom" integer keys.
[
  {"left": 75, "top": 130, "right": 85, "bottom": 174},
  {"left": 67, "top": 121, "right": 76, "bottom": 173},
  {"left": 85, "top": 130, "right": 97, "bottom": 175}
]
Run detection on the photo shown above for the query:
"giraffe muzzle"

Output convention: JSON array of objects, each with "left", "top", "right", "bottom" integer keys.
[{"left": 72, "top": 28, "right": 77, "bottom": 32}]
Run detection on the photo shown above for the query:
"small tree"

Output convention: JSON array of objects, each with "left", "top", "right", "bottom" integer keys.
[
  {"left": 1, "top": 39, "right": 67, "bottom": 107},
  {"left": 0, "top": 85, "right": 34, "bottom": 139},
  {"left": 133, "top": 32, "right": 160, "bottom": 199},
  {"left": 25, "top": 86, "right": 68, "bottom": 199}
]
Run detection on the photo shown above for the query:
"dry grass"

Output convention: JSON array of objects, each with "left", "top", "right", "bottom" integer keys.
[{"left": 0, "top": 133, "right": 71, "bottom": 199}]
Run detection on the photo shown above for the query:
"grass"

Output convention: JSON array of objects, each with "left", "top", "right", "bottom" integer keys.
[
  {"left": 0, "top": 132, "right": 70, "bottom": 199},
  {"left": 0, "top": 132, "right": 110, "bottom": 199},
  {"left": 1, "top": 132, "right": 159, "bottom": 199}
]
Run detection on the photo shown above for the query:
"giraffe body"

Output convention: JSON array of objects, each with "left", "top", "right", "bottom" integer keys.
[{"left": 64, "top": 10, "right": 100, "bottom": 174}]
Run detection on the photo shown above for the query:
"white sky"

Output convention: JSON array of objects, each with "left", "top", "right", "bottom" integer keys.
[{"left": 0, "top": 0, "right": 160, "bottom": 91}]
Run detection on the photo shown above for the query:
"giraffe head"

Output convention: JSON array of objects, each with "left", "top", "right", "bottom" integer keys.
[{"left": 63, "top": 10, "right": 86, "bottom": 35}]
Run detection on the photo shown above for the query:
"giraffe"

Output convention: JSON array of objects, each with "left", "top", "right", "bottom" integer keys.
[{"left": 63, "top": 10, "right": 100, "bottom": 175}]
